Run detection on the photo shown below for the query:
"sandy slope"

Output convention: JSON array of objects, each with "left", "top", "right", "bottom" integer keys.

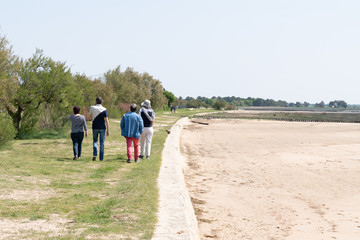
[{"left": 180, "top": 119, "right": 360, "bottom": 240}]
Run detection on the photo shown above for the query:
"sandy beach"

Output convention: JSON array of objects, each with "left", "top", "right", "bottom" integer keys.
[{"left": 180, "top": 118, "right": 360, "bottom": 240}]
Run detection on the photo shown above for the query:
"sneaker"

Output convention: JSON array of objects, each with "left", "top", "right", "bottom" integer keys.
[
  {"left": 127, "top": 159, "right": 131, "bottom": 163},
  {"left": 73, "top": 157, "right": 77, "bottom": 160},
  {"left": 135, "top": 159, "right": 140, "bottom": 163},
  {"left": 92, "top": 156, "right": 96, "bottom": 161},
  {"left": 139, "top": 155, "right": 144, "bottom": 159},
  {"left": 146, "top": 156, "right": 150, "bottom": 159}
]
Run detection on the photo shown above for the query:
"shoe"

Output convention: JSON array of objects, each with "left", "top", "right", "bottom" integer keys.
[
  {"left": 135, "top": 159, "right": 140, "bottom": 163},
  {"left": 127, "top": 159, "right": 131, "bottom": 163},
  {"left": 73, "top": 157, "right": 77, "bottom": 160},
  {"left": 92, "top": 156, "right": 96, "bottom": 161},
  {"left": 146, "top": 156, "right": 150, "bottom": 159},
  {"left": 139, "top": 155, "right": 144, "bottom": 159}
]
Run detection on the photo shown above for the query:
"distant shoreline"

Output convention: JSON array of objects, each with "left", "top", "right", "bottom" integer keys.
[{"left": 197, "top": 109, "right": 360, "bottom": 123}]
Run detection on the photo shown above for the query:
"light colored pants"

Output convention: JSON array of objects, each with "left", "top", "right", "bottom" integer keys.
[{"left": 140, "top": 127, "right": 154, "bottom": 157}]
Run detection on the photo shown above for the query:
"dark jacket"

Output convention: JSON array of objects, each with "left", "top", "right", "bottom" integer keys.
[{"left": 140, "top": 108, "right": 155, "bottom": 127}]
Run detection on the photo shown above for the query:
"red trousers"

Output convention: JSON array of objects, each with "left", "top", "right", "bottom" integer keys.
[{"left": 126, "top": 137, "right": 139, "bottom": 160}]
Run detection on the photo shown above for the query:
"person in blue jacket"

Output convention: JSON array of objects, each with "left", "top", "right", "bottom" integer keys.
[{"left": 120, "top": 104, "right": 143, "bottom": 163}]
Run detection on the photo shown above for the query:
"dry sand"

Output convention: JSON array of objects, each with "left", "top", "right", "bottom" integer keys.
[{"left": 181, "top": 118, "right": 360, "bottom": 240}]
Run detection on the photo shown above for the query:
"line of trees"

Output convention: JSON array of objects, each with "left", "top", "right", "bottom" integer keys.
[
  {"left": 0, "top": 34, "right": 167, "bottom": 142},
  {"left": 0, "top": 32, "right": 350, "bottom": 145},
  {"left": 173, "top": 96, "right": 348, "bottom": 110}
]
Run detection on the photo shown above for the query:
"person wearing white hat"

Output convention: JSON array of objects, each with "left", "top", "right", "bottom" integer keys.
[{"left": 139, "top": 100, "right": 155, "bottom": 159}]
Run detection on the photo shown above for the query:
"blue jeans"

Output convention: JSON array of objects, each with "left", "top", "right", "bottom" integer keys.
[
  {"left": 93, "top": 129, "right": 106, "bottom": 161},
  {"left": 71, "top": 132, "right": 84, "bottom": 158}
]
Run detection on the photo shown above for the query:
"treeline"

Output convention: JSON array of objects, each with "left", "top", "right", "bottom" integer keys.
[
  {"left": 0, "top": 32, "right": 351, "bottom": 145},
  {"left": 173, "top": 96, "right": 348, "bottom": 110},
  {"left": 0, "top": 34, "right": 167, "bottom": 142}
]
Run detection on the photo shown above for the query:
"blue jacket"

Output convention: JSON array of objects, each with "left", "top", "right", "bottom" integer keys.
[{"left": 120, "top": 112, "right": 144, "bottom": 138}]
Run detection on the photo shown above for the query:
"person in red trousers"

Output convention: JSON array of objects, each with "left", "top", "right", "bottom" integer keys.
[{"left": 120, "top": 104, "right": 144, "bottom": 163}]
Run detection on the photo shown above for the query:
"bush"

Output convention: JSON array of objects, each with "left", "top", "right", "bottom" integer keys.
[
  {"left": 212, "top": 100, "right": 226, "bottom": 110},
  {"left": 0, "top": 112, "right": 16, "bottom": 145},
  {"left": 225, "top": 104, "right": 236, "bottom": 110}
]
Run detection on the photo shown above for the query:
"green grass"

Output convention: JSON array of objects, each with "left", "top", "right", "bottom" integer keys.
[
  {"left": 0, "top": 108, "right": 210, "bottom": 239},
  {"left": 16, "top": 127, "right": 70, "bottom": 139}
]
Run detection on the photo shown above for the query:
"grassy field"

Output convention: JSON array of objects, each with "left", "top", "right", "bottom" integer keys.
[
  {"left": 198, "top": 109, "right": 360, "bottom": 123},
  {"left": 0, "top": 108, "right": 213, "bottom": 240}
]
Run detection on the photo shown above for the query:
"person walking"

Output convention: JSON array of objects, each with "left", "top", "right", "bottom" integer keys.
[
  {"left": 89, "top": 97, "right": 109, "bottom": 161},
  {"left": 120, "top": 104, "right": 143, "bottom": 163},
  {"left": 68, "top": 106, "right": 88, "bottom": 160},
  {"left": 139, "top": 100, "right": 155, "bottom": 160}
]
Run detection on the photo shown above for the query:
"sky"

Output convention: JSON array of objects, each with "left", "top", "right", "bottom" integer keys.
[{"left": 1, "top": 0, "right": 360, "bottom": 104}]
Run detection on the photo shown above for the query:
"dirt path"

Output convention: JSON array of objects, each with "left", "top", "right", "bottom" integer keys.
[{"left": 181, "top": 119, "right": 360, "bottom": 240}]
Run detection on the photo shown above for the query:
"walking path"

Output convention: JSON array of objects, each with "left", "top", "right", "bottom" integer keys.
[{"left": 152, "top": 118, "right": 199, "bottom": 240}]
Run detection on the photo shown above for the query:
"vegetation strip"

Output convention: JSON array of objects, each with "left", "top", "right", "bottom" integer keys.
[
  {"left": 199, "top": 111, "right": 360, "bottom": 123},
  {"left": 0, "top": 109, "right": 211, "bottom": 239}
]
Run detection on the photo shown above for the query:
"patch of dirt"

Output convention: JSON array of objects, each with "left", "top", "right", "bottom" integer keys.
[
  {"left": 0, "top": 189, "right": 56, "bottom": 201},
  {"left": 0, "top": 214, "right": 69, "bottom": 240},
  {"left": 85, "top": 233, "right": 138, "bottom": 240}
]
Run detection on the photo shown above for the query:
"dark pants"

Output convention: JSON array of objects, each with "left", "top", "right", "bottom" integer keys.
[{"left": 71, "top": 132, "right": 84, "bottom": 158}]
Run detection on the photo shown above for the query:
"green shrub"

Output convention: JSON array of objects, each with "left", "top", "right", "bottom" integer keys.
[
  {"left": 212, "top": 100, "right": 226, "bottom": 110},
  {"left": 225, "top": 104, "right": 236, "bottom": 110},
  {"left": 0, "top": 112, "right": 16, "bottom": 145}
]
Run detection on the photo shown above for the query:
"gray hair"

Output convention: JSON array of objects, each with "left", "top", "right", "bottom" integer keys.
[{"left": 130, "top": 103, "right": 137, "bottom": 112}]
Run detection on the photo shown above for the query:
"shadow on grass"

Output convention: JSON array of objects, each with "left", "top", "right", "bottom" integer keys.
[
  {"left": 101, "top": 156, "right": 127, "bottom": 163},
  {"left": 19, "top": 142, "right": 39, "bottom": 145},
  {"left": 55, "top": 156, "right": 126, "bottom": 163},
  {"left": 56, "top": 158, "right": 75, "bottom": 162},
  {"left": 17, "top": 130, "right": 69, "bottom": 140}
]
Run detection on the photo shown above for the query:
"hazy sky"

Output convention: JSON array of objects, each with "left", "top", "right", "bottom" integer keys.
[{"left": 1, "top": 0, "right": 360, "bottom": 103}]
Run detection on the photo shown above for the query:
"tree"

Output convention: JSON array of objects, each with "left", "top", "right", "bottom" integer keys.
[
  {"left": 225, "top": 103, "right": 236, "bottom": 110},
  {"left": 264, "top": 99, "right": 276, "bottom": 106},
  {"left": 277, "top": 100, "right": 288, "bottom": 107},
  {"left": 104, "top": 66, "right": 167, "bottom": 111},
  {"left": 186, "top": 99, "right": 201, "bottom": 108},
  {"left": 0, "top": 113, "right": 16, "bottom": 145},
  {"left": 73, "top": 74, "right": 98, "bottom": 107},
  {"left": 3, "top": 49, "right": 75, "bottom": 133},
  {"left": 253, "top": 98, "right": 265, "bottom": 106},
  {"left": 0, "top": 35, "right": 18, "bottom": 144},
  {"left": 149, "top": 79, "right": 167, "bottom": 109},
  {"left": 338, "top": 100, "right": 347, "bottom": 108},
  {"left": 289, "top": 102, "right": 295, "bottom": 107},
  {"left": 163, "top": 90, "right": 176, "bottom": 107},
  {"left": 295, "top": 102, "right": 303, "bottom": 107},
  {"left": 329, "top": 100, "right": 347, "bottom": 108},
  {"left": 0, "top": 34, "right": 20, "bottom": 111},
  {"left": 315, "top": 101, "right": 325, "bottom": 108},
  {"left": 212, "top": 99, "right": 226, "bottom": 110}
]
